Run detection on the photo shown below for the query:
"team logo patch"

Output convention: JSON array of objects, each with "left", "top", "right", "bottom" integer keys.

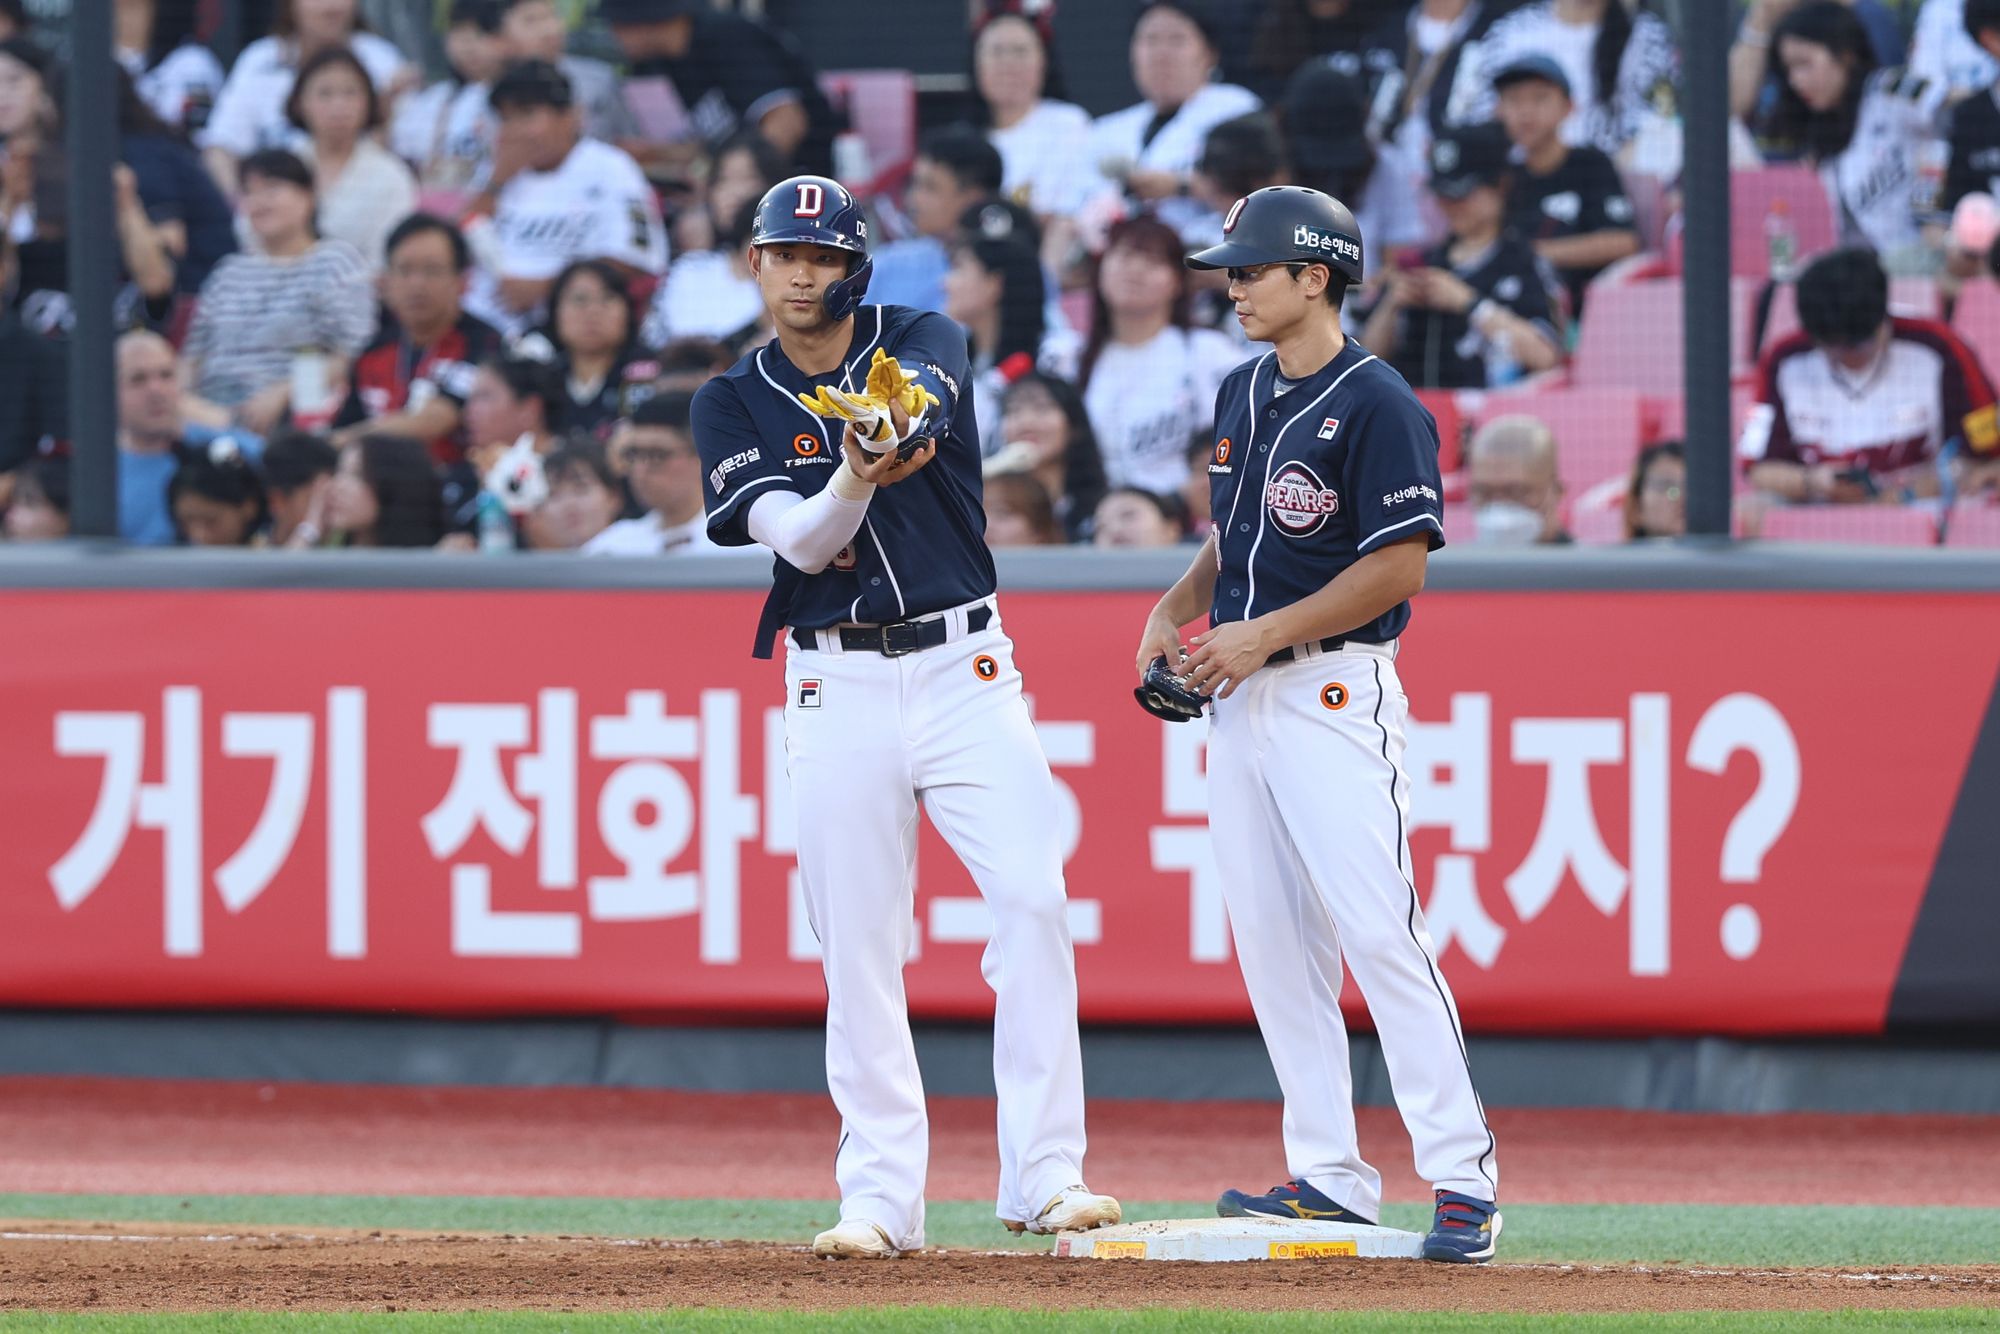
[
  {"left": 1223, "top": 197, "right": 1247, "bottom": 234},
  {"left": 793, "top": 433, "right": 821, "bottom": 456},
  {"left": 973, "top": 654, "right": 999, "bottom": 681},
  {"left": 1215, "top": 437, "right": 1232, "bottom": 464},
  {"left": 1317, "top": 417, "right": 1341, "bottom": 440},
  {"left": 1265, "top": 462, "right": 1341, "bottom": 536},
  {"left": 798, "top": 679, "right": 822, "bottom": 708},
  {"left": 1320, "top": 682, "right": 1349, "bottom": 711},
  {"left": 794, "top": 182, "right": 825, "bottom": 218}
]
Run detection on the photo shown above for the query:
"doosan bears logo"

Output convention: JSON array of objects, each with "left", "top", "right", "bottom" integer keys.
[{"left": 1265, "top": 462, "right": 1340, "bottom": 536}]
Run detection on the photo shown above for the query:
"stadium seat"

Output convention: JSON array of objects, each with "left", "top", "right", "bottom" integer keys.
[
  {"left": 1464, "top": 384, "right": 1648, "bottom": 496},
  {"left": 1570, "top": 278, "right": 1765, "bottom": 394},
  {"left": 1755, "top": 505, "right": 1941, "bottom": 545},
  {"left": 1650, "top": 378, "right": 1755, "bottom": 444},
  {"left": 1569, "top": 495, "right": 1629, "bottom": 545},
  {"left": 820, "top": 70, "right": 917, "bottom": 199},
  {"left": 1951, "top": 279, "right": 2000, "bottom": 384},
  {"left": 1944, "top": 498, "right": 2000, "bottom": 547},
  {"left": 1414, "top": 388, "right": 1463, "bottom": 474}
]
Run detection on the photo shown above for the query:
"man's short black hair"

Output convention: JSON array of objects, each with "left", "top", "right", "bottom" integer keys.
[
  {"left": 385, "top": 212, "right": 472, "bottom": 272},
  {"left": 489, "top": 58, "right": 574, "bottom": 113},
  {"left": 1966, "top": 0, "right": 2000, "bottom": 43},
  {"left": 1796, "top": 246, "right": 1888, "bottom": 348},
  {"left": 630, "top": 388, "right": 695, "bottom": 432},
  {"left": 262, "top": 430, "right": 339, "bottom": 494},
  {"left": 238, "top": 148, "right": 314, "bottom": 193},
  {"left": 918, "top": 124, "right": 1005, "bottom": 196},
  {"left": 1199, "top": 112, "right": 1289, "bottom": 200},
  {"left": 484, "top": 351, "right": 567, "bottom": 419},
  {"left": 449, "top": 0, "right": 505, "bottom": 32}
]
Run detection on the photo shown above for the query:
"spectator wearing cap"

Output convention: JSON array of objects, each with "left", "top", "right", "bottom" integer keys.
[
  {"left": 1461, "top": 0, "right": 1679, "bottom": 160},
  {"left": 1465, "top": 414, "right": 1572, "bottom": 545},
  {"left": 1357, "top": 123, "right": 1564, "bottom": 388},
  {"left": 495, "top": 0, "right": 634, "bottom": 146},
  {"left": 972, "top": 4, "right": 1095, "bottom": 221},
  {"left": 181, "top": 149, "right": 375, "bottom": 435},
  {"left": 461, "top": 59, "right": 665, "bottom": 337},
  {"left": 389, "top": 0, "right": 505, "bottom": 195},
  {"left": 1082, "top": 2, "right": 1261, "bottom": 224},
  {"left": 116, "top": 0, "right": 226, "bottom": 136},
  {"left": 1280, "top": 54, "right": 1429, "bottom": 276},
  {"left": 602, "top": 0, "right": 839, "bottom": 177},
  {"left": 585, "top": 389, "right": 719, "bottom": 555},
  {"left": 1740, "top": 246, "right": 1999, "bottom": 503},
  {"left": 869, "top": 126, "right": 1006, "bottom": 314},
  {"left": 332, "top": 213, "right": 503, "bottom": 465},
  {"left": 116, "top": 329, "right": 265, "bottom": 546},
  {"left": 199, "top": 0, "right": 416, "bottom": 196},
  {"left": 1493, "top": 54, "right": 1639, "bottom": 316},
  {"left": 287, "top": 45, "right": 417, "bottom": 272}
]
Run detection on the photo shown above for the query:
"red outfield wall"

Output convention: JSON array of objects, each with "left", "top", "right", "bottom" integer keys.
[{"left": 3, "top": 588, "right": 1997, "bottom": 1035}]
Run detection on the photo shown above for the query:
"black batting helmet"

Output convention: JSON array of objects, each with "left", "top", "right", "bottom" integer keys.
[
  {"left": 750, "top": 175, "right": 874, "bottom": 321},
  {"left": 1185, "top": 185, "right": 1364, "bottom": 286}
]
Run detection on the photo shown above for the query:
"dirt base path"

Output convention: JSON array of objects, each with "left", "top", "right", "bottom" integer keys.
[{"left": 1, "top": 1224, "right": 1995, "bottom": 1316}]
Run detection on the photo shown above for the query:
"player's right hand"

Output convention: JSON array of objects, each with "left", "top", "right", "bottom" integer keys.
[
  {"left": 1134, "top": 607, "right": 1185, "bottom": 679},
  {"left": 841, "top": 401, "right": 934, "bottom": 486}
]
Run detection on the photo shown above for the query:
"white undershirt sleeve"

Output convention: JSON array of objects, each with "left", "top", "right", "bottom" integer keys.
[{"left": 745, "top": 463, "right": 877, "bottom": 573}]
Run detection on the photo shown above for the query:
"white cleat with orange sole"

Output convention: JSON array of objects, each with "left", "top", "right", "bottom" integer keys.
[
  {"left": 811, "top": 1219, "right": 901, "bottom": 1259},
  {"left": 1006, "top": 1186, "right": 1124, "bottom": 1236}
]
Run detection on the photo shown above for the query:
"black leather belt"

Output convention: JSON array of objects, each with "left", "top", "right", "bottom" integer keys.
[
  {"left": 1265, "top": 635, "right": 1346, "bottom": 667},
  {"left": 793, "top": 603, "right": 993, "bottom": 656}
]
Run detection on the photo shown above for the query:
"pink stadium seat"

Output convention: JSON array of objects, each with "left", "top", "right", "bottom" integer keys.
[
  {"left": 1755, "top": 506, "right": 1940, "bottom": 546},
  {"left": 1570, "top": 499, "right": 1629, "bottom": 545},
  {"left": 1951, "top": 280, "right": 2000, "bottom": 385},
  {"left": 1414, "top": 389, "right": 1463, "bottom": 474},
  {"left": 1464, "top": 385, "right": 1648, "bottom": 495},
  {"left": 1944, "top": 498, "right": 2000, "bottom": 547},
  {"left": 1571, "top": 278, "right": 1765, "bottom": 394},
  {"left": 1650, "top": 378, "right": 1755, "bottom": 444},
  {"left": 820, "top": 70, "right": 917, "bottom": 198},
  {"left": 1441, "top": 500, "right": 1476, "bottom": 548},
  {"left": 1729, "top": 166, "right": 1838, "bottom": 278}
]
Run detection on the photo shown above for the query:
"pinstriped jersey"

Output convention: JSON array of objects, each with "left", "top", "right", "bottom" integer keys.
[{"left": 1207, "top": 339, "right": 1445, "bottom": 642}]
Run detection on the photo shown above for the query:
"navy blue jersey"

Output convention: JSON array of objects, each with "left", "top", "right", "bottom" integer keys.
[
  {"left": 693, "top": 304, "right": 994, "bottom": 653},
  {"left": 1207, "top": 339, "right": 1444, "bottom": 643}
]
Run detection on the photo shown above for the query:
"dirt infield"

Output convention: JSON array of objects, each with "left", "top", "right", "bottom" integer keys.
[
  {"left": 1, "top": 1224, "right": 1996, "bottom": 1316},
  {"left": 7, "top": 1077, "right": 2000, "bottom": 1206}
]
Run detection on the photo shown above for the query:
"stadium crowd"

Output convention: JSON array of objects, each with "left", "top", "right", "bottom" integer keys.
[{"left": 2, "top": 0, "right": 1999, "bottom": 551}]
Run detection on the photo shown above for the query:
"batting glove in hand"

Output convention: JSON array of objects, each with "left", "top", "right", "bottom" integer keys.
[{"left": 1134, "top": 654, "right": 1208, "bottom": 723}]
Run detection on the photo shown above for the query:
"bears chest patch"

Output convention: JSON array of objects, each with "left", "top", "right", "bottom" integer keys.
[{"left": 1264, "top": 462, "right": 1341, "bottom": 537}]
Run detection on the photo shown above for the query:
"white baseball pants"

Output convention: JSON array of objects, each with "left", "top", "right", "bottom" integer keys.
[
  {"left": 1207, "top": 640, "right": 1498, "bottom": 1218},
  {"left": 783, "top": 600, "right": 1088, "bottom": 1250}
]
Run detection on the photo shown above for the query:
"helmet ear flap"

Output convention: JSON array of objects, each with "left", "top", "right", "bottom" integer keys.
[{"left": 823, "top": 256, "right": 875, "bottom": 321}]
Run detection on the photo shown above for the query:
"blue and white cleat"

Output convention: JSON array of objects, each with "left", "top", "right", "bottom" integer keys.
[
  {"left": 1215, "top": 1178, "right": 1378, "bottom": 1226},
  {"left": 1422, "top": 1190, "right": 1501, "bottom": 1264}
]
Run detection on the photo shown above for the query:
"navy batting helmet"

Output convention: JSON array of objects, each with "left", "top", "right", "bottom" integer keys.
[
  {"left": 750, "top": 175, "right": 874, "bottom": 321},
  {"left": 1185, "top": 185, "right": 1364, "bottom": 287}
]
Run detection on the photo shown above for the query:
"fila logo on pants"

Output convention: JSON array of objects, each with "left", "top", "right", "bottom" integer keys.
[{"left": 798, "top": 679, "right": 822, "bottom": 708}]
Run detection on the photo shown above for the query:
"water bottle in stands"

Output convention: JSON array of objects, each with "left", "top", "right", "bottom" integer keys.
[
  {"left": 475, "top": 491, "right": 514, "bottom": 553},
  {"left": 1765, "top": 197, "right": 1797, "bottom": 283}
]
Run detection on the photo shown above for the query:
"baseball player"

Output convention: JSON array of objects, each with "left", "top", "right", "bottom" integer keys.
[
  {"left": 1132, "top": 187, "right": 1501, "bottom": 1263},
  {"left": 692, "top": 175, "right": 1120, "bottom": 1260}
]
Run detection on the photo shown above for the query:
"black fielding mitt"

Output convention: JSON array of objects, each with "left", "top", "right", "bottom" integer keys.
[{"left": 1135, "top": 654, "right": 1207, "bottom": 723}]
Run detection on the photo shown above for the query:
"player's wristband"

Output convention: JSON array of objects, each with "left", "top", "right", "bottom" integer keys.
[{"left": 829, "top": 459, "right": 876, "bottom": 502}]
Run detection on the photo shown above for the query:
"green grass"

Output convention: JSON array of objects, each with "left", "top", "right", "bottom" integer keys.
[
  {"left": 1, "top": 1314, "right": 1998, "bottom": 1332},
  {"left": 1, "top": 1194, "right": 1996, "bottom": 1269}
]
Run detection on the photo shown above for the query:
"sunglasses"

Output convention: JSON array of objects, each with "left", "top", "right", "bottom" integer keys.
[{"left": 1225, "top": 262, "right": 1308, "bottom": 285}]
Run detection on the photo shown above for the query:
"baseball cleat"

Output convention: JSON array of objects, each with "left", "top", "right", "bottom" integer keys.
[
  {"left": 1216, "top": 1178, "right": 1378, "bottom": 1225},
  {"left": 1005, "top": 1185, "right": 1123, "bottom": 1235},
  {"left": 811, "top": 1219, "right": 900, "bottom": 1259},
  {"left": 1422, "top": 1190, "right": 1501, "bottom": 1264}
]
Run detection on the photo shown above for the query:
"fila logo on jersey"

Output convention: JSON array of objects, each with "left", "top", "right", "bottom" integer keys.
[
  {"left": 1223, "top": 197, "right": 1247, "bottom": 233},
  {"left": 798, "top": 679, "right": 822, "bottom": 708},
  {"left": 795, "top": 182, "right": 825, "bottom": 218},
  {"left": 1265, "top": 462, "right": 1340, "bottom": 536},
  {"left": 1317, "top": 417, "right": 1341, "bottom": 440}
]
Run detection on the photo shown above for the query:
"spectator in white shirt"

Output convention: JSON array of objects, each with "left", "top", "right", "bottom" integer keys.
[
  {"left": 200, "top": 0, "right": 415, "bottom": 195},
  {"left": 972, "top": 5, "right": 1093, "bottom": 220},
  {"left": 461, "top": 59, "right": 666, "bottom": 336},
  {"left": 286, "top": 46, "right": 416, "bottom": 272},
  {"left": 1911, "top": 0, "right": 2000, "bottom": 101},
  {"left": 642, "top": 131, "right": 782, "bottom": 346},
  {"left": 1078, "top": 213, "right": 1241, "bottom": 495},
  {"left": 495, "top": 0, "right": 635, "bottom": 146},
  {"left": 115, "top": 0, "right": 225, "bottom": 135},
  {"left": 389, "top": 0, "right": 505, "bottom": 195},
  {"left": 1082, "top": 1, "right": 1261, "bottom": 220},
  {"left": 585, "top": 389, "right": 721, "bottom": 555}
]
